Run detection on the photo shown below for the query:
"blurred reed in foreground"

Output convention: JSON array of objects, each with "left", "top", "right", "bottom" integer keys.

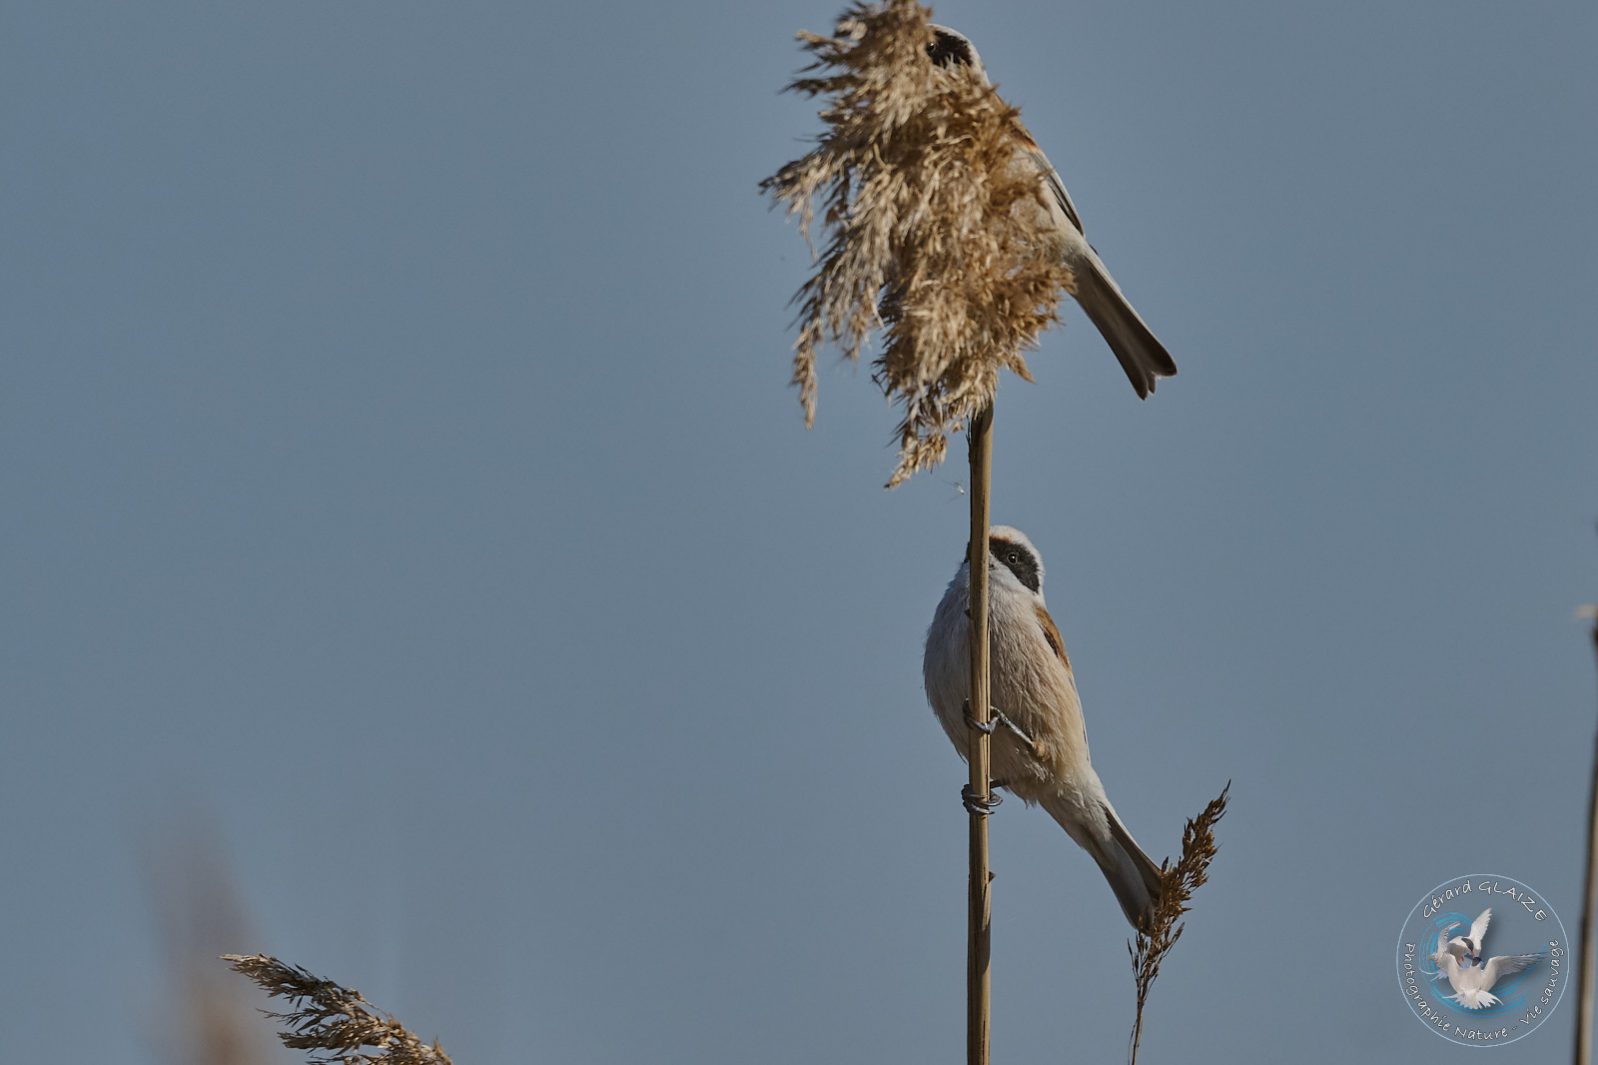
[{"left": 148, "top": 824, "right": 273, "bottom": 1065}]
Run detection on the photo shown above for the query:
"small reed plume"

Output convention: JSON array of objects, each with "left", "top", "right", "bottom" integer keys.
[
  {"left": 760, "top": 0, "right": 1075, "bottom": 487},
  {"left": 224, "top": 954, "right": 453, "bottom": 1065},
  {"left": 1128, "top": 783, "right": 1230, "bottom": 1065}
]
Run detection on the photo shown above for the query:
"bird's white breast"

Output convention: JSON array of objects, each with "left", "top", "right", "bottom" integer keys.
[{"left": 923, "top": 562, "right": 1092, "bottom": 802}]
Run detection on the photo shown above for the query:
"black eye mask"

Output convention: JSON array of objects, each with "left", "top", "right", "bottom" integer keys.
[
  {"left": 988, "top": 539, "right": 1040, "bottom": 594},
  {"left": 927, "top": 32, "right": 974, "bottom": 69}
]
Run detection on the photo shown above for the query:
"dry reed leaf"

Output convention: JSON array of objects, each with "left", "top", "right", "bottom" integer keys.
[{"left": 761, "top": 0, "right": 1075, "bottom": 487}]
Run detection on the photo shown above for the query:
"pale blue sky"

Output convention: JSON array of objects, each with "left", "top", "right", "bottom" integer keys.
[{"left": 2, "top": 2, "right": 1595, "bottom": 1063}]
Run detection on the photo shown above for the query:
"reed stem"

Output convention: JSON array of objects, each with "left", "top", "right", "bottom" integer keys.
[
  {"left": 966, "top": 404, "right": 994, "bottom": 1065},
  {"left": 1576, "top": 616, "right": 1598, "bottom": 1065}
]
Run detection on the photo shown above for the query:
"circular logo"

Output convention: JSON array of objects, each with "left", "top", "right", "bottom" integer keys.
[{"left": 1395, "top": 873, "right": 1568, "bottom": 1046}]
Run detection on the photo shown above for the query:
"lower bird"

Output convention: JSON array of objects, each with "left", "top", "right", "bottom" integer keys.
[{"left": 922, "top": 526, "right": 1164, "bottom": 928}]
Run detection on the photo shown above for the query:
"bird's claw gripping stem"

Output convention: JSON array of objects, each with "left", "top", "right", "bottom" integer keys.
[
  {"left": 962, "top": 782, "right": 1004, "bottom": 816},
  {"left": 962, "top": 699, "right": 1038, "bottom": 752}
]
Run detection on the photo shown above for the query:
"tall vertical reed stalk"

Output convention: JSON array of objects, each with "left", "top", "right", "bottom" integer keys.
[
  {"left": 1576, "top": 605, "right": 1598, "bottom": 1064},
  {"left": 965, "top": 405, "right": 994, "bottom": 1065},
  {"left": 763, "top": 3, "right": 1072, "bottom": 1056}
]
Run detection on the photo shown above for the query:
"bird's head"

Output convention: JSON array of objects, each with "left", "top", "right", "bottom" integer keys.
[
  {"left": 986, "top": 525, "right": 1044, "bottom": 597},
  {"left": 927, "top": 25, "right": 987, "bottom": 80}
]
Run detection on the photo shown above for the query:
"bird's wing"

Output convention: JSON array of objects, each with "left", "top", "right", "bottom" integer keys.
[
  {"left": 1436, "top": 951, "right": 1462, "bottom": 987},
  {"left": 1010, "top": 129, "right": 1085, "bottom": 237},
  {"left": 1432, "top": 924, "right": 1460, "bottom": 964},
  {"left": 1482, "top": 953, "right": 1542, "bottom": 986},
  {"left": 1468, "top": 909, "right": 1493, "bottom": 948},
  {"left": 1033, "top": 601, "right": 1071, "bottom": 672},
  {"left": 1034, "top": 153, "right": 1084, "bottom": 235},
  {"left": 1032, "top": 601, "right": 1087, "bottom": 745}
]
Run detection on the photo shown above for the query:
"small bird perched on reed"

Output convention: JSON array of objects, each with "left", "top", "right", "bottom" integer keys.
[
  {"left": 923, "top": 526, "right": 1164, "bottom": 928},
  {"left": 927, "top": 25, "right": 1177, "bottom": 398}
]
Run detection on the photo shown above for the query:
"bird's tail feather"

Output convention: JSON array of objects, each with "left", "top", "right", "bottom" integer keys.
[
  {"left": 1044, "top": 794, "right": 1164, "bottom": 929},
  {"left": 1450, "top": 990, "right": 1501, "bottom": 1010},
  {"left": 1072, "top": 254, "right": 1177, "bottom": 399}
]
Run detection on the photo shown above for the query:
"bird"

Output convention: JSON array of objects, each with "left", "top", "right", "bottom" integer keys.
[
  {"left": 1429, "top": 909, "right": 1492, "bottom": 980},
  {"left": 1429, "top": 917, "right": 1543, "bottom": 1009},
  {"left": 922, "top": 525, "right": 1164, "bottom": 928},
  {"left": 1449, "top": 909, "right": 1492, "bottom": 968},
  {"left": 925, "top": 25, "right": 1178, "bottom": 399}
]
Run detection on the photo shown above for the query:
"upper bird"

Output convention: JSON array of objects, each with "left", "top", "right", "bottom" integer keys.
[
  {"left": 923, "top": 526, "right": 1164, "bottom": 928},
  {"left": 927, "top": 26, "right": 1177, "bottom": 398}
]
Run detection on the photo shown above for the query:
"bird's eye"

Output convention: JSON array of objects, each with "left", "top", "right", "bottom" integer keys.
[{"left": 1007, "top": 552, "right": 1020, "bottom": 565}]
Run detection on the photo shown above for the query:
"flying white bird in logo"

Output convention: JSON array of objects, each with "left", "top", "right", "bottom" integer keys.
[
  {"left": 1430, "top": 913, "right": 1543, "bottom": 1009},
  {"left": 1430, "top": 908, "right": 1493, "bottom": 977},
  {"left": 1450, "top": 909, "right": 1493, "bottom": 967}
]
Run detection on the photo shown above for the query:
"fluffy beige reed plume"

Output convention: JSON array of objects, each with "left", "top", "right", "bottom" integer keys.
[{"left": 761, "top": 0, "right": 1075, "bottom": 487}]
